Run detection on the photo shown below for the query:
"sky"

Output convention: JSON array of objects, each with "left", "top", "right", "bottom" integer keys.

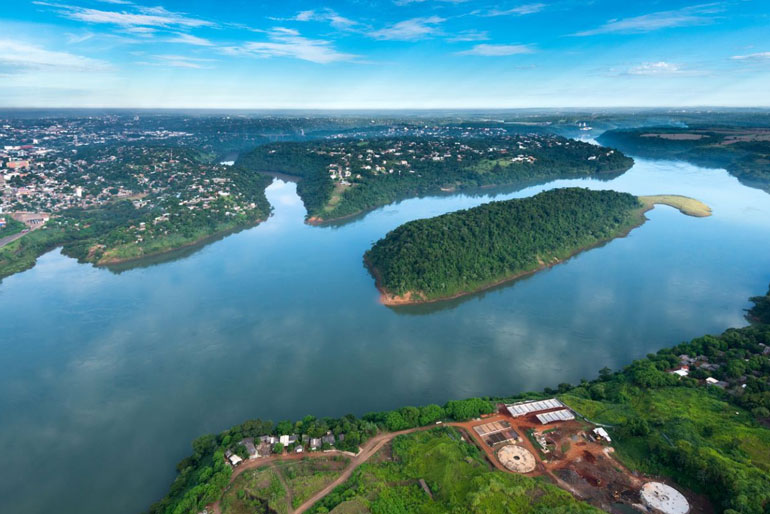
[{"left": 0, "top": 0, "right": 769, "bottom": 108}]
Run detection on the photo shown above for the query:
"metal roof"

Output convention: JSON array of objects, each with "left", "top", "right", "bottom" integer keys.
[
  {"left": 506, "top": 398, "right": 565, "bottom": 417},
  {"left": 535, "top": 409, "right": 575, "bottom": 424}
]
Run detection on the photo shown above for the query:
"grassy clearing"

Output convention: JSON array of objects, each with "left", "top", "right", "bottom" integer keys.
[
  {"left": 638, "top": 194, "right": 712, "bottom": 217},
  {"left": 561, "top": 387, "right": 770, "bottom": 500},
  {"left": 308, "top": 426, "right": 600, "bottom": 513},
  {"left": 220, "top": 467, "right": 288, "bottom": 514},
  {"left": 274, "top": 457, "right": 349, "bottom": 508}
]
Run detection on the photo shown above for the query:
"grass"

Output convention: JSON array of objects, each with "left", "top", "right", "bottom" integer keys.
[
  {"left": 221, "top": 467, "right": 288, "bottom": 514},
  {"left": 639, "top": 194, "right": 712, "bottom": 217},
  {"left": 308, "top": 426, "right": 600, "bottom": 513},
  {"left": 274, "top": 457, "right": 349, "bottom": 508},
  {"left": 561, "top": 387, "right": 770, "bottom": 501}
]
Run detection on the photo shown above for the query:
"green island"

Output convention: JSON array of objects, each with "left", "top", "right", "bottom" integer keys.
[
  {"left": 598, "top": 127, "right": 770, "bottom": 192},
  {"left": 0, "top": 145, "right": 272, "bottom": 281},
  {"left": 149, "top": 285, "right": 770, "bottom": 514},
  {"left": 235, "top": 135, "right": 634, "bottom": 223},
  {"left": 364, "top": 188, "right": 711, "bottom": 306}
]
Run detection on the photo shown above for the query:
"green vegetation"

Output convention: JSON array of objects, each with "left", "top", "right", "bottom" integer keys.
[
  {"left": 221, "top": 467, "right": 288, "bottom": 514},
  {"left": 0, "top": 146, "right": 272, "bottom": 281},
  {"left": 748, "top": 284, "right": 770, "bottom": 324},
  {"left": 308, "top": 426, "right": 599, "bottom": 513},
  {"left": 236, "top": 136, "right": 633, "bottom": 221},
  {"left": 151, "top": 284, "right": 770, "bottom": 514},
  {"left": 276, "top": 457, "right": 349, "bottom": 508},
  {"left": 0, "top": 216, "right": 25, "bottom": 237},
  {"left": 557, "top": 306, "right": 770, "bottom": 513},
  {"left": 365, "top": 188, "right": 643, "bottom": 303},
  {"left": 598, "top": 127, "right": 770, "bottom": 192}
]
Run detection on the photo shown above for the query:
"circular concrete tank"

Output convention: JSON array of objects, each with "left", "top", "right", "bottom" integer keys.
[
  {"left": 641, "top": 482, "right": 689, "bottom": 514},
  {"left": 497, "top": 445, "right": 536, "bottom": 473}
]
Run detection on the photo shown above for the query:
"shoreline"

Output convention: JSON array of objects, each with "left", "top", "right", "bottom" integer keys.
[
  {"left": 95, "top": 217, "right": 267, "bottom": 267},
  {"left": 370, "top": 196, "right": 711, "bottom": 306},
  {"left": 304, "top": 165, "right": 635, "bottom": 226}
]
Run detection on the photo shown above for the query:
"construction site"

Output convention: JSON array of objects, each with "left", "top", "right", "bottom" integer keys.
[{"left": 456, "top": 398, "right": 705, "bottom": 514}]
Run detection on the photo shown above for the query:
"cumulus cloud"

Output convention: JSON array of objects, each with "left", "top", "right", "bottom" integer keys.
[
  {"left": 627, "top": 61, "right": 683, "bottom": 75},
  {"left": 222, "top": 27, "right": 357, "bottom": 64},
  {"left": 370, "top": 16, "right": 445, "bottom": 41},
  {"left": 573, "top": 3, "right": 722, "bottom": 36},
  {"left": 456, "top": 43, "right": 533, "bottom": 56}
]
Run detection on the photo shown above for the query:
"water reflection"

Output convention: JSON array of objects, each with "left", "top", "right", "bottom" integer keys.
[{"left": 0, "top": 158, "right": 769, "bottom": 514}]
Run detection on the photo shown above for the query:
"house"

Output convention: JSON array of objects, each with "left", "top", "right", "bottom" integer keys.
[
  {"left": 706, "top": 377, "right": 728, "bottom": 388},
  {"left": 241, "top": 438, "right": 258, "bottom": 459},
  {"left": 593, "top": 427, "right": 612, "bottom": 443},
  {"left": 322, "top": 434, "right": 336, "bottom": 446},
  {"left": 669, "top": 367, "right": 689, "bottom": 378},
  {"left": 224, "top": 450, "right": 243, "bottom": 467},
  {"left": 279, "top": 435, "right": 290, "bottom": 446},
  {"left": 310, "top": 438, "right": 322, "bottom": 450},
  {"left": 295, "top": 446, "right": 303, "bottom": 453},
  {"left": 259, "top": 435, "right": 277, "bottom": 445}
]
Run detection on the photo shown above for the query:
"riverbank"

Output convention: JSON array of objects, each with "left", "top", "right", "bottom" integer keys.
[
  {"left": 95, "top": 217, "right": 268, "bottom": 266},
  {"left": 371, "top": 193, "right": 711, "bottom": 306}
]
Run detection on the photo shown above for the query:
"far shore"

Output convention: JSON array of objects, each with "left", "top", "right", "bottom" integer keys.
[
  {"left": 95, "top": 217, "right": 267, "bottom": 267},
  {"left": 371, "top": 194, "right": 711, "bottom": 306}
]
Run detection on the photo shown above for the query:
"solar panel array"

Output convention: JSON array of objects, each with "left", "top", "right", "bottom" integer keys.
[
  {"left": 505, "top": 398, "right": 565, "bottom": 417},
  {"left": 535, "top": 409, "right": 575, "bottom": 424}
]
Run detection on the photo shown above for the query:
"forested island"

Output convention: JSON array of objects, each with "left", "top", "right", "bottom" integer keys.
[
  {"left": 148, "top": 284, "right": 770, "bottom": 514},
  {"left": 235, "top": 135, "right": 634, "bottom": 223},
  {"left": 598, "top": 127, "right": 770, "bottom": 192},
  {"left": 364, "top": 188, "right": 710, "bottom": 305}
]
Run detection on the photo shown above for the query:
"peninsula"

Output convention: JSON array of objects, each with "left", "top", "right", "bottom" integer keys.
[
  {"left": 236, "top": 135, "right": 634, "bottom": 223},
  {"left": 148, "top": 284, "right": 770, "bottom": 514},
  {"left": 598, "top": 126, "right": 770, "bottom": 192},
  {"left": 365, "top": 188, "right": 711, "bottom": 305}
]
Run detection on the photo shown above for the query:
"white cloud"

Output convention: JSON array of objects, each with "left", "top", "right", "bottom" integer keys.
[
  {"left": 279, "top": 9, "right": 358, "bottom": 30},
  {"left": 0, "top": 39, "right": 110, "bottom": 73},
  {"left": 478, "top": 3, "right": 545, "bottom": 17},
  {"left": 222, "top": 27, "right": 357, "bottom": 64},
  {"left": 139, "top": 54, "right": 213, "bottom": 69},
  {"left": 573, "top": 3, "right": 722, "bottom": 36},
  {"left": 166, "top": 32, "right": 212, "bottom": 46},
  {"left": 393, "top": 0, "right": 467, "bottom": 5},
  {"left": 36, "top": 2, "right": 213, "bottom": 28},
  {"left": 731, "top": 52, "right": 770, "bottom": 60},
  {"left": 370, "top": 16, "right": 445, "bottom": 41},
  {"left": 447, "top": 30, "right": 489, "bottom": 42},
  {"left": 457, "top": 44, "right": 533, "bottom": 56},
  {"left": 627, "top": 61, "right": 682, "bottom": 75}
]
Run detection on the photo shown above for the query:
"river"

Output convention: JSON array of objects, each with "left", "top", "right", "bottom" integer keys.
[{"left": 1, "top": 157, "right": 770, "bottom": 513}]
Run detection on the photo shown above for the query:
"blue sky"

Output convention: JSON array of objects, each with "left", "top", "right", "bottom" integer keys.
[{"left": 0, "top": 0, "right": 769, "bottom": 108}]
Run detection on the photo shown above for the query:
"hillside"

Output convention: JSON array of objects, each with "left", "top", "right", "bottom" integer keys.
[{"left": 236, "top": 135, "right": 634, "bottom": 222}]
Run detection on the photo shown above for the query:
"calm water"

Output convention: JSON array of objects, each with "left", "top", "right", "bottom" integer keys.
[{"left": 1, "top": 157, "right": 770, "bottom": 513}]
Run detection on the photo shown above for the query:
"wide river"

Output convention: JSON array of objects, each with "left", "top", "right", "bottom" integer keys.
[{"left": 1, "top": 156, "right": 770, "bottom": 513}]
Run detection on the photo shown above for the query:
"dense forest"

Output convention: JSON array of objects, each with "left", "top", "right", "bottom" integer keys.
[
  {"left": 598, "top": 127, "right": 770, "bottom": 192},
  {"left": 365, "top": 188, "right": 643, "bottom": 302},
  {"left": 149, "top": 283, "right": 770, "bottom": 514},
  {"left": 236, "top": 136, "right": 634, "bottom": 221}
]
